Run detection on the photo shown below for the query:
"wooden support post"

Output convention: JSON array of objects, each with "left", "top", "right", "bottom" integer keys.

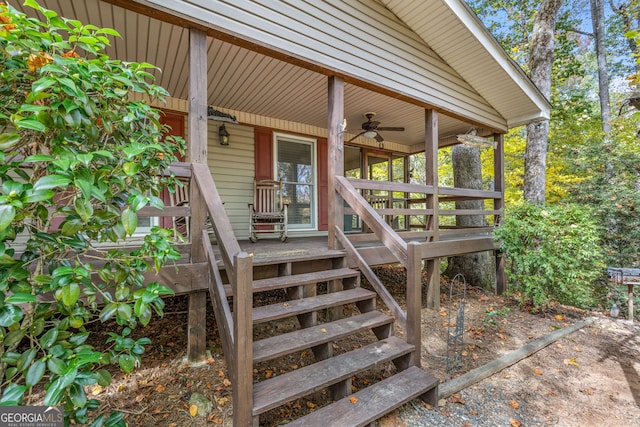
[
  {"left": 407, "top": 242, "right": 422, "bottom": 367},
  {"left": 628, "top": 283, "right": 634, "bottom": 321},
  {"left": 493, "top": 133, "right": 506, "bottom": 295},
  {"left": 234, "top": 252, "right": 254, "bottom": 427},
  {"left": 495, "top": 250, "right": 507, "bottom": 295},
  {"left": 425, "top": 109, "right": 440, "bottom": 310},
  {"left": 425, "top": 259, "right": 440, "bottom": 311},
  {"left": 187, "top": 28, "right": 209, "bottom": 363},
  {"left": 327, "top": 76, "right": 345, "bottom": 250}
]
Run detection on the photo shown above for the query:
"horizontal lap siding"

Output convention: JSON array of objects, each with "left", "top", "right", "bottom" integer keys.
[
  {"left": 208, "top": 123, "right": 254, "bottom": 239},
  {"left": 144, "top": 0, "right": 507, "bottom": 129}
]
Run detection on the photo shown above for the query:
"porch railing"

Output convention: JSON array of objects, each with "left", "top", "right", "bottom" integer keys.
[
  {"left": 335, "top": 176, "right": 422, "bottom": 366},
  {"left": 191, "top": 163, "right": 253, "bottom": 426}
]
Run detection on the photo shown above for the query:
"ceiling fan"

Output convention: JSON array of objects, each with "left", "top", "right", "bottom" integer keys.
[{"left": 347, "top": 112, "right": 405, "bottom": 143}]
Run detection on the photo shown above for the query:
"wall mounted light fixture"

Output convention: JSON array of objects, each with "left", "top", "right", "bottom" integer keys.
[{"left": 218, "top": 124, "right": 230, "bottom": 145}]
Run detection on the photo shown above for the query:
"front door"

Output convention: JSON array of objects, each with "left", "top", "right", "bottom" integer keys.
[{"left": 275, "top": 134, "right": 316, "bottom": 230}]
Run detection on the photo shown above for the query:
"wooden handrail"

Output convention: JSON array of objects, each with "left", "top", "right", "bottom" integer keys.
[
  {"left": 335, "top": 226, "right": 407, "bottom": 329},
  {"left": 347, "top": 178, "right": 434, "bottom": 194},
  {"left": 336, "top": 176, "right": 408, "bottom": 267},
  {"left": 202, "top": 229, "right": 235, "bottom": 373},
  {"left": 192, "top": 163, "right": 242, "bottom": 275}
]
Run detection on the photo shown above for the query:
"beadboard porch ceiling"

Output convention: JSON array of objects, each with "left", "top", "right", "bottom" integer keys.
[{"left": 10, "top": 0, "right": 536, "bottom": 149}]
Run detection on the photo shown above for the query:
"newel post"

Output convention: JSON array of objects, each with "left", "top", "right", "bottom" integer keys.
[
  {"left": 406, "top": 242, "right": 422, "bottom": 367},
  {"left": 233, "top": 252, "right": 254, "bottom": 426}
]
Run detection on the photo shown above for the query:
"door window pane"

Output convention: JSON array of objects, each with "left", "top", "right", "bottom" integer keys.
[{"left": 276, "top": 138, "right": 315, "bottom": 228}]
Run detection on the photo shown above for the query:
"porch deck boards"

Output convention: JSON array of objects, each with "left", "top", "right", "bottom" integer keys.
[{"left": 213, "top": 231, "right": 496, "bottom": 268}]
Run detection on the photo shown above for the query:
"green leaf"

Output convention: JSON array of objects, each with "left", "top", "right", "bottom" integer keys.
[
  {"left": 17, "top": 348, "right": 37, "bottom": 372},
  {"left": 74, "top": 197, "right": 94, "bottom": 222},
  {"left": 44, "top": 367, "right": 78, "bottom": 405},
  {"left": 70, "top": 383, "right": 87, "bottom": 408},
  {"left": 4, "top": 329, "right": 26, "bottom": 348},
  {"left": 60, "top": 219, "right": 84, "bottom": 236},
  {"left": 121, "top": 208, "right": 137, "bottom": 236},
  {"left": 0, "top": 383, "right": 26, "bottom": 405},
  {"left": 130, "top": 194, "right": 148, "bottom": 212},
  {"left": 118, "top": 354, "right": 136, "bottom": 373},
  {"left": 0, "top": 133, "right": 20, "bottom": 150},
  {"left": 25, "top": 359, "right": 46, "bottom": 387},
  {"left": 30, "top": 76, "right": 57, "bottom": 95},
  {"left": 15, "top": 119, "right": 46, "bottom": 132},
  {"left": 5, "top": 293, "right": 36, "bottom": 304},
  {"left": 39, "top": 328, "right": 59, "bottom": 349},
  {"left": 33, "top": 175, "right": 71, "bottom": 191},
  {"left": 99, "top": 303, "right": 118, "bottom": 322},
  {"left": 60, "top": 283, "right": 80, "bottom": 307},
  {"left": 116, "top": 303, "right": 132, "bottom": 322},
  {"left": 0, "top": 205, "right": 15, "bottom": 232},
  {"left": 47, "top": 357, "right": 66, "bottom": 375},
  {"left": 24, "top": 189, "right": 55, "bottom": 203},
  {"left": 0, "top": 305, "right": 23, "bottom": 327},
  {"left": 94, "top": 369, "right": 112, "bottom": 387}
]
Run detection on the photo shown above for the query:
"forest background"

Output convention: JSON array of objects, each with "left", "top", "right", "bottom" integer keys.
[{"left": 403, "top": 0, "right": 640, "bottom": 311}]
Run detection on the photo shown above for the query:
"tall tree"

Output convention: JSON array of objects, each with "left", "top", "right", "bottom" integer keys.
[
  {"left": 524, "top": 0, "right": 564, "bottom": 204},
  {"left": 592, "top": 0, "right": 612, "bottom": 131},
  {"left": 443, "top": 145, "right": 495, "bottom": 289}
]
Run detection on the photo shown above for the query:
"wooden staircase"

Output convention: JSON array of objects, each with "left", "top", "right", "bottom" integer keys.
[{"left": 226, "top": 251, "right": 439, "bottom": 426}]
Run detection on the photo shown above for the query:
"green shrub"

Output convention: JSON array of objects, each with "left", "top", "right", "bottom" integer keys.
[
  {"left": 0, "top": 1, "right": 185, "bottom": 424},
  {"left": 494, "top": 202, "right": 606, "bottom": 310}
]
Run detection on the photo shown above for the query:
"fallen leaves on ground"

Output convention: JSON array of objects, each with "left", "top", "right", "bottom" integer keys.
[
  {"left": 509, "top": 400, "right": 520, "bottom": 409},
  {"left": 509, "top": 419, "right": 522, "bottom": 427},
  {"left": 564, "top": 357, "right": 579, "bottom": 366},
  {"left": 533, "top": 368, "right": 543, "bottom": 375}
]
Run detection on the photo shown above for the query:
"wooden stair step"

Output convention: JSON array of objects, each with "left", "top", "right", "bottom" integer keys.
[
  {"left": 253, "top": 311, "right": 393, "bottom": 363},
  {"left": 286, "top": 366, "right": 439, "bottom": 427},
  {"left": 252, "top": 336, "right": 413, "bottom": 415},
  {"left": 224, "top": 267, "right": 359, "bottom": 296},
  {"left": 252, "top": 287, "right": 375, "bottom": 324}
]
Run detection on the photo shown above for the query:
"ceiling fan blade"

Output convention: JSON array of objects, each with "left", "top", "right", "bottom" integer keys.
[
  {"left": 347, "top": 131, "right": 365, "bottom": 143},
  {"left": 376, "top": 126, "right": 405, "bottom": 132},
  {"left": 374, "top": 133, "right": 384, "bottom": 143}
]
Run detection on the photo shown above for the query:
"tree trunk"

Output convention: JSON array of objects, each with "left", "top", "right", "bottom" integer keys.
[
  {"left": 609, "top": 1, "right": 640, "bottom": 75},
  {"left": 591, "top": 0, "right": 611, "bottom": 132},
  {"left": 523, "top": 0, "right": 563, "bottom": 205},
  {"left": 444, "top": 144, "right": 495, "bottom": 290}
]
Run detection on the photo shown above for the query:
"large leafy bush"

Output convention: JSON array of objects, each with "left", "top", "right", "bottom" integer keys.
[
  {"left": 494, "top": 202, "right": 607, "bottom": 310},
  {"left": 0, "top": 1, "right": 185, "bottom": 424}
]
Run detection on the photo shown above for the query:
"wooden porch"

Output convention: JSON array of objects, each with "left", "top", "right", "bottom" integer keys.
[{"left": 140, "top": 158, "right": 505, "bottom": 426}]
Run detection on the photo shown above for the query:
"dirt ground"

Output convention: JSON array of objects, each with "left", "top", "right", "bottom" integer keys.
[{"left": 85, "top": 270, "right": 640, "bottom": 426}]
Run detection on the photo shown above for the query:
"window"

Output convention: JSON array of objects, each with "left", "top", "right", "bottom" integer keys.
[{"left": 275, "top": 134, "right": 316, "bottom": 230}]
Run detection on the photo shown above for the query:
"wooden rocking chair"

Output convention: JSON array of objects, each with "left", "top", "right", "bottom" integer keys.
[{"left": 249, "top": 179, "right": 288, "bottom": 242}]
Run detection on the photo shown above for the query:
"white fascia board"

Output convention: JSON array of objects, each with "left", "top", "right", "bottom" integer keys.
[{"left": 444, "top": 0, "right": 551, "bottom": 117}]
